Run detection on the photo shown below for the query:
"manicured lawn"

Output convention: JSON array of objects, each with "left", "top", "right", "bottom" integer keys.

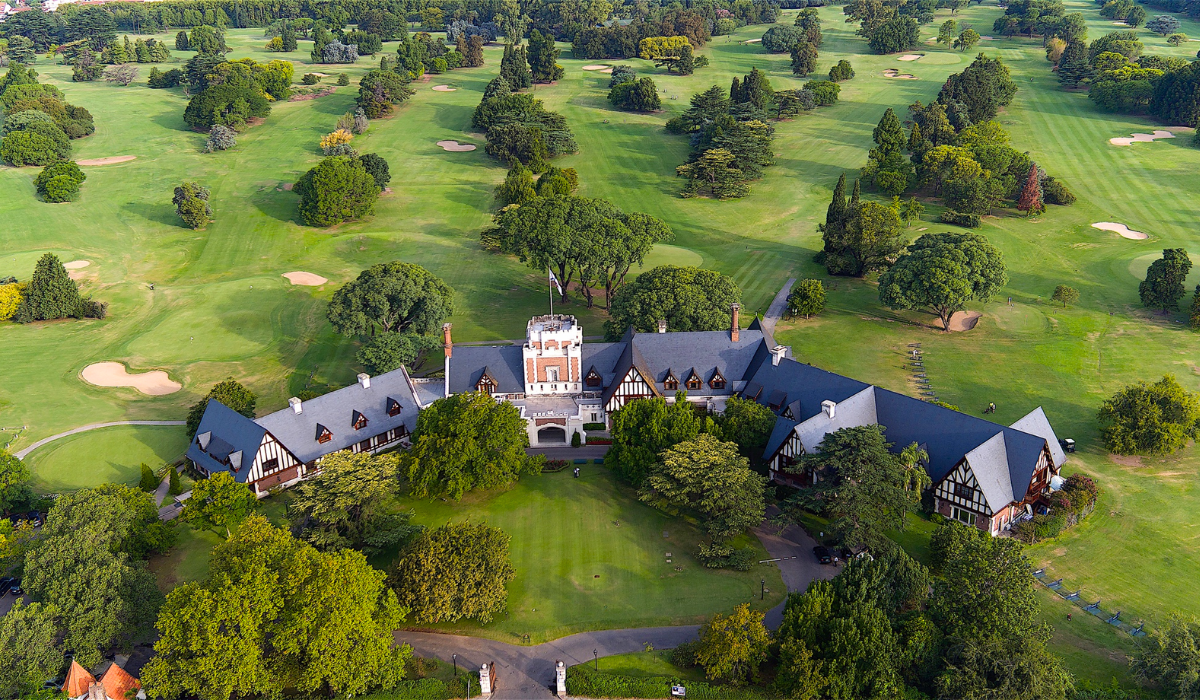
[
  {"left": 379, "top": 468, "right": 785, "bottom": 644},
  {"left": 147, "top": 524, "right": 223, "bottom": 592},
  {"left": 22, "top": 424, "right": 188, "bottom": 491},
  {"left": 592, "top": 650, "right": 708, "bottom": 683}
]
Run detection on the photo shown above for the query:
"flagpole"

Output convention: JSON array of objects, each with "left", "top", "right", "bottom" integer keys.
[{"left": 548, "top": 265, "right": 553, "bottom": 316}]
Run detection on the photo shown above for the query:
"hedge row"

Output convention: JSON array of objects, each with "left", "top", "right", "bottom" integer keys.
[{"left": 566, "top": 664, "right": 771, "bottom": 699}]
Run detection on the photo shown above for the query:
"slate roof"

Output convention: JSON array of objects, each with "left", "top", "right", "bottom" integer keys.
[
  {"left": 186, "top": 400, "right": 266, "bottom": 484},
  {"left": 763, "top": 416, "right": 799, "bottom": 460},
  {"left": 447, "top": 345, "right": 524, "bottom": 395},
  {"left": 744, "top": 356, "right": 870, "bottom": 422},
  {"left": 1011, "top": 406, "right": 1066, "bottom": 467},
  {"left": 794, "top": 386, "right": 879, "bottom": 453},
  {"left": 962, "top": 432, "right": 1015, "bottom": 512},
  {"left": 256, "top": 368, "right": 421, "bottom": 464},
  {"left": 582, "top": 341, "right": 624, "bottom": 386}
]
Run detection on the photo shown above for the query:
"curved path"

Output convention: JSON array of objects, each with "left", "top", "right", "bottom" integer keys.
[
  {"left": 761, "top": 278, "right": 797, "bottom": 334},
  {"left": 14, "top": 421, "right": 186, "bottom": 459},
  {"left": 395, "top": 510, "right": 834, "bottom": 699}
]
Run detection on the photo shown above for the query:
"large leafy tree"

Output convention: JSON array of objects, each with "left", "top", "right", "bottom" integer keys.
[
  {"left": 878, "top": 232, "right": 1007, "bottom": 331},
  {"left": 390, "top": 521, "right": 515, "bottom": 623},
  {"left": 356, "top": 332, "right": 440, "bottom": 375},
  {"left": 356, "top": 69, "right": 415, "bottom": 118},
  {"left": 326, "top": 261, "right": 454, "bottom": 337},
  {"left": 1098, "top": 374, "right": 1200, "bottom": 455},
  {"left": 186, "top": 379, "right": 257, "bottom": 437},
  {"left": 0, "top": 449, "right": 31, "bottom": 513},
  {"left": 0, "top": 601, "right": 62, "bottom": 698},
  {"left": 640, "top": 434, "right": 767, "bottom": 541},
  {"left": 937, "top": 53, "right": 1017, "bottom": 123},
  {"left": 404, "top": 392, "right": 540, "bottom": 500},
  {"left": 695, "top": 604, "right": 771, "bottom": 684},
  {"left": 714, "top": 395, "right": 778, "bottom": 461},
  {"left": 526, "top": 29, "right": 564, "bottom": 82},
  {"left": 1139, "top": 248, "right": 1192, "bottom": 313},
  {"left": 820, "top": 200, "right": 906, "bottom": 277},
  {"left": 294, "top": 155, "right": 380, "bottom": 227},
  {"left": 23, "top": 485, "right": 165, "bottom": 666},
  {"left": 606, "top": 392, "right": 702, "bottom": 487},
  {"left": 604, "top": 265, "right": 741, "bottom": 340},
  {"left": 788, "top": 425, "right": 917, "bottom": 550},
  {"left": 289, "top": 451, "right": 420, "bottom": 553},
  {"left": 1133, "top": 617, "right": 1200, "bottom": 699},
  {"left": 12, "top": 253, "right": 82, "bottom": 323},
  {"left": 142, "top": 515, "right": 410, "bottom": 700},
  {"left": 182, "top": 472, "right": 256, "bottom": 537}
]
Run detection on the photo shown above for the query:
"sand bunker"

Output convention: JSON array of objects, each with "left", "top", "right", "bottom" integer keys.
[
  {"left": 283, "top": 271, "right": 328, "bottom": 286},
  {"left": 898, "top": 54, "right": 924, "bottom": 61},
  {"left": 77, "top": 156, "right": 136, "bottom": 166},
  {"left": 437, "top": 140, "right": 477, "bottom": 152},
  {"left": 980, "top": 35, "right": 995, "bottom": 40},
  {"left": 582, "top": 64, "right": 609, "bottom": 70},
  {"left": 1092, "top": 222, "right": 1148, "bottom": 240},
  {"left": 63, "top": 260, "right": 90, "bottom": 270},
  {"left": 743, "top": 38, "right": 762, "bottom": 43},
  {"left": 432, "top": 85, "right": 456, "bottom": 91},
  {"left": 883, "top": 69, "right": 917, "bottom": 79},
  {"left": 82, "top": 362, "right": 181, "bottom": 395},
  {"left": 600, "top": 67, "right": 613, "bottom": 74},
  {"left": 937, "top": 310, "right": 982, "bottom": 332},
  {"left": 1109, "top": 130, "right": 1175, "bottom": 146}
]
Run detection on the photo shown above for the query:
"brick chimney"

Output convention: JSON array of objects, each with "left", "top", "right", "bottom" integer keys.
[
  {"left": 730, "top": 304, "right": 740, "bottom": 343},
  {"left": 657, "top": 319, "right": 667, "bottom": 334},
  {"left": 442, "top": 323, "right": 453, "bottom": 358}
]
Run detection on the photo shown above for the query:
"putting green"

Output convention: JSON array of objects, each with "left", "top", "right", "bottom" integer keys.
[
  {"left": 1127, "top": 252, "right": 1200, "bottom": 289},
  {"left": 637, "top": 244, "right": 705, "bottom": 271},
  {"left": 23, "top": 424, "right": 189, "bottom": 491}
]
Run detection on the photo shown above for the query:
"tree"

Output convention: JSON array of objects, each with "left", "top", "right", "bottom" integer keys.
[
  {"left": 1133, "top": 617, "right": 1200, "bottom": 699},
  {"left": 103, "top": 62, "right": 137, "bottom": 85},
  {"left": 34, "top": 160, "right": 85, "bottom": 202},
  {"left": 604, "top": 265, "right": 740, "bottom": 340},
  {"left": 183, "top": 84, "right": 270, "bottom": 131},
  {"left": 175, "top": 30, "right": 189, "bottom": 50},
  {"left": 188, "top": 25, "right": 228, "bottom": 54},
  {"left": 281, "top": 23, "right": 298, "bottom": 51},
  {"left": 23, "top": 485, "right": 165, "bottom": 666},
  {"left": 1126, "top": 5, "right": 1147, "bottom": 26},
  {"left": 142, "top": 515, "right": 409, "bottom": 700},
  {"left": 788, "top": 425, "right": 918, "bottom": 549},
  {"left": 1057, "top": 39, "right": 1093, "bottom": 88},
  {"left": 713, "top": 395, "right": 778, "bottom": 461},
  {"left": 1052, "top": 285, "right": 1079, "bottom": 307},
  {"left": 1152, "top": 62, "right": 1200, "bottom": 127},
  {"left": 357, "top": 332, "right": 439, "bottom": 375},
  {"left": 828, "top": 60, "right": 855, "bottom": 82},
  {"left": 495, "top": 162, "right": 537, "bottom": 206},
  {"left": 186, "top": 379, "right": 256, "bottom": 437},
  {"left": 641, "top": 434, "right": 767, "bottom": 541},
  {"left": 204, "top": 124, "right": 236, "bottom": 152},
  {"left": 762, "top": 25, "right": 807, "bottom": 53},
  {"left": 0, "top": 450, "right": 30, "bottom": 513},
  {"left": 1016, "top": 162, "right": 1044, "bottom": 215},
  {"left": 356, "top": 69, "right": 415, "bottom": 118},
  {"left": 462, "top": 35, "right": 486, "bottom": 67},
  {"left": 1191, "top": 285, "right": 1200, "bottom": 330},
  {"left": 1098, "top": 374, "right": 1200, "bottom": 455},
  {"left": 821, "top": 200, "right": 906, "bottom": 277},
  {"left": 867, "top": 17, "right": 919, "bottom": 55},
  {"left": 289, "top": 451, "right": 418, "bottom": 553},
  {"left": 938, "top": 53, "right": 1017, "bottom": 123},
  {"left": 526, "top": 29, "right": 564, "bottom": 82},
  {"left": 954, "top": 28, "right": 980, "bottom": 52},
  {"left": 783, "top": 278, "right": 825, "bottom": 320},
  {"left": 173, "top": 181, "right": 212, "bottom": 229},
  {"left": 695, "top": 604, "right": 770, "bottom": 684},
  {"left": 0, "top": 602, "right": 62, "bottom": 698},
  {"left": 500, "top": 43, "right": 533, "bottom": 89},
  {"left": 1140, "top": 248, "right": 1192, "bottom": 313},
  {"left": 321, "top": 40, "right": 359, "bottom": 64},
  {"left": 327, "top": 261, "right": 453, "bottom": 337},
  {"left": 390, "top": 521, "right": 515, "bottom": 623},
  {"left": 294, "top": 155, "right": 379, "bottom": 226},
  {"left": 182, "top": 472, "right": 255, "bottom": 537},
  {"left": 879, "top": 232, "right": 1007, "bottom": 332},
  {"left": 0, "top": 123, "right": 70, "bottom": 167},
  {"left": 1147, "top": 14, "right": 1182, "bottom": 36},
  {"left": 12, "top": 253, "right": 82, "bottom": 323},
  {"left": 938, "top": 19, "right": 958, "bottom": 46},
  {"left": 790, "top": 41, "right": 818, "bottom": 76},
  {"left": 677, "top": 148, "right": 751, "bottom": 199},
  {"left": 606, "top": 393, "right": 701, "bottom": 487},
  {"left": 139, "top": 463, "right": 158, "bottom": 492},
  {"left": 608, "top": 77, "right": 660, "bottom": 112},
  {"left": 404, "top": 392, "right": 539, "bottom": 500}
]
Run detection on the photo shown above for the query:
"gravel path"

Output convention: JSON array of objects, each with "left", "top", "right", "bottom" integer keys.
[
  {"left": 761, "top": 278, "right": 797, "bottom": 334},
  {"left": 14, "top": 420, "right": 186, "bottom": 459}
]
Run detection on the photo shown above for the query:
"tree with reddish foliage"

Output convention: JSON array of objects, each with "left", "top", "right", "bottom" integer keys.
[{"left": 1017, "top": 163, "right": 1044, "bottom": 216}]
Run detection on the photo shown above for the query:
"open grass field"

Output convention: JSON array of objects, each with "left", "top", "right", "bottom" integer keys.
[
  {"left": 22, "top": 423, "right": 188, "bottom": 490},
  {"left": 4, "top": 0, "right": 1200, "bottom": 678}
]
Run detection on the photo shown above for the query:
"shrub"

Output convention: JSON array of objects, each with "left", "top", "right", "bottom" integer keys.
[
  {"left": 0, "top": 284, "right": 23, "bottom": 320},
  {"left": 696, "top": 543, "right": 756, "bottom": 570},
  {"left": 320, "top": 128, "right": 355, "bottom": 156},
  {"left": 148, "top": 66, "right": 184, "bottom": 88},
  {"left": 940, "top": 210, "right": 982, "bottom": 227},
  {"left": 571, "top": 431, "right": 582, "bottom": 447},
  {"left": 294, "top": 155, "right": 380, "bottom": 226},
  {"left": 803, "top": 79, "right": 840, "bottom": 105},
  {"left": 356, "top": 152, "right": 391, "bottom": 189},
  {"left": 266, "top": 36, "right": 285, "bottom": 51},
  {"left": 608, "top": 77, "right": 661, "bottom": 112},
  {"left": 337, "top": 73, "right": 349, "bottom": 86},
  {"left": 34, "top": 160, "right": 85, "bottom": 202},
  {"left": 0, "top": 123, "right": 69, "bottom": 166},
  {"left": 204, "top": 125, "right": 236, "bottom": 152},
  {"left": 173, "top": 182, "right": 213, "bottom": 230},
  {"left": 1042, "top": 177, "right": 1076, "bottom": 205},
  {"left": 828, "top": 59, "right": 855, "bottom": 82},
  {"left": 302, "top": 73, "right": 320, "bottom": 85}
]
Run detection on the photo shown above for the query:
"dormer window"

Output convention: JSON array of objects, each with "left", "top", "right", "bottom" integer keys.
[
  {"left": 663, "top": 369, "right": 678, "bottom": 391},
  {"left": 352, "top": 411, "right": 369, "bottom": 430},
  {"left": 709, "top": 369, "right": 726, "bottom": 390},
  {"left": 685, "top": 369, "right": 702, "bottom": 391},
  {"left": 387, "top": 397, "right": 403, "bottom": 417},
  {"left": 585, "top": 368, "right": 602, "bottom": 388},
  {"left": 476, "top": 372, "right": 497, "bottom": 395},
  {"left": 196, "top": 431, "right": 212, "bottom": 451},
  {"left": 316, "top": 423, "right": 333, "bottom": 444}
]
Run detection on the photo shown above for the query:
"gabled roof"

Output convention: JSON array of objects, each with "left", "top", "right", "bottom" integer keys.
[
  {"left": 582, "top": 341, "right": 625, "bottom": 386},
  {"left": 100, "top": 663, "right": 141, "bottom": 700},
  {"left": 256, "top": 366, "right": 421, "bottom": 464},
  {"left": 963, "top": 432, "right": 1013, "bottom": 514},
  {"left": 763, "top": 416, "right": 799, "bottom": 460},
  {"left": 1011, "top": 406, "right": 1066, "bottom": 467},
  {"left": 630, "top": 329, "right": 765, "bottom": 397},
  {"left": 63, "top": 660, "right": 97, "bottom": 697},
  {"left": 744, "top": 356, "right": 870, "bottom": 422},
  {"left": 185, "top": 400, "right": 267, "bottom": 484},
  {"left": 448, "top": 345, "right": 524, "bottom": 394},
  {"left": 794, "top": 386, "right": 878, "bottom": 453}
]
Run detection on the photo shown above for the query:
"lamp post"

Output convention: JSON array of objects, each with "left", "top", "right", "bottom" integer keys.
[
  {"left": 761, "top": 577, "right": 765, "bottom": 600},
  {"left": 594, "top": 649, "right": 599, "bottom": 671},
  {"left": 453, "top": 654, "right": 457, "bottom": 676}
]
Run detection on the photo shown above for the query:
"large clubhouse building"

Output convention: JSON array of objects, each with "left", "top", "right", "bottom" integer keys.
[{"left": 190, "top": 309, "right": 1066, "bottom": 535}]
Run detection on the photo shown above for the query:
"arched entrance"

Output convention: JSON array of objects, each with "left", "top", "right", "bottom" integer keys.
[{"left": 538, "top": 426, "right": 567, "bottom": 444}]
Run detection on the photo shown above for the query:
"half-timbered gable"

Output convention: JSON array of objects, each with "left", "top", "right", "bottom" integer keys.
[
  {"left": 475, "top": 369, "right": 498, "bottom": 395},
  {"left": 764, "top": 417, "right": 803, "bottom": 483},
  {"left": 935, "top": 461, "right": 991, "bottom": 525},
  {"left": 604, "top": 366, "right": 656, "bottom": 413},
  {"left": 662, "top": 369, "right": 678, "bottom": 392}
]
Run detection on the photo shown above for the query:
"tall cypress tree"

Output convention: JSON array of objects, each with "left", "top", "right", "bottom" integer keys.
[
  {"left": 14, "top": 253, "right": 83, "bottom": 323},
  {"left": 740, "top": 68, "right": 772, "bottom": 111},
  {"left": 822, "top": 173, "right": 847, "bottom": 235},
  {"left": 872, "top": 108, "right": 907, "bottom": 160},
  {"left": 500, "top": 43, "right": 532, "bottom": 89},
  {"left": 730, "top": 76, "right": 742, "bottom": 104},
  {"left": 850, "top": 178, "right": 861, "bottom": 207},
  {"left": 1017, "top": 163, "right": 1044, "bottom": 215}
]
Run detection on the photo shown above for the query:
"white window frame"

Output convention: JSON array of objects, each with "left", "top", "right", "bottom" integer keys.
[{"left": 952, "top": 506, "right": 977, "bottom": 526}]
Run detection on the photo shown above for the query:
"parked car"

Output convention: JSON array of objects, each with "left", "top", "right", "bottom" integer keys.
[
  {"left": 9, "top": 580, "right": 22, "bottom": 596},
  {"left": 813, "top": 545, "right": 832, "bottom": 565}
]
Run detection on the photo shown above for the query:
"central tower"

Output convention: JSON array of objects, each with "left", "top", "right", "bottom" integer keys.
[{"left": 523, "top": 315, "right": 583, "bottom": 395}]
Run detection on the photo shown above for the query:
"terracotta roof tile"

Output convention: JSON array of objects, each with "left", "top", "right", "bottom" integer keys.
[
  {"left": 101, "top": 663, "right": 142, "bottom": 699},
  {"left": 62, "top": 660, "right": 97, "bottom": 697}
]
